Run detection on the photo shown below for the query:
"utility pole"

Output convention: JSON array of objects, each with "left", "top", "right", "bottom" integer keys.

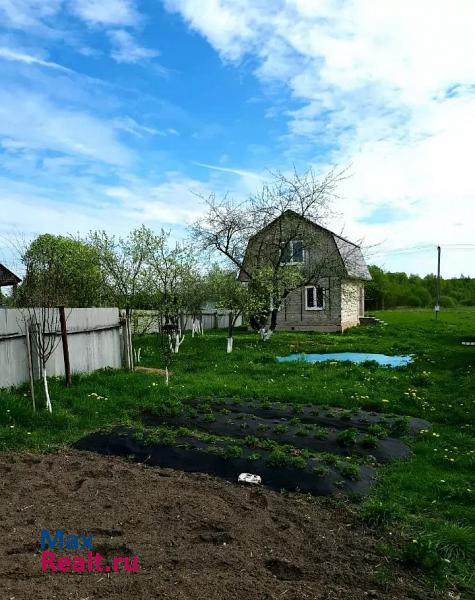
[{"left": 435, "top": 245, "right": 441, "bottom": 320}]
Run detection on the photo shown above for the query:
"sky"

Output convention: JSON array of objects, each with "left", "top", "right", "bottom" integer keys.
[{"left": 0, "top": 0, "right": 474, "bottom": 277}]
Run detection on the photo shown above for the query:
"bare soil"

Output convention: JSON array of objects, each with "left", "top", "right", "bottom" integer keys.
[{"left": 0, "top": 450, "right": 435, "bottom": 600}]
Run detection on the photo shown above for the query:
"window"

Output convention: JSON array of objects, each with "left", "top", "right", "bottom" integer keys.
[
  {"left": 305, "top": 285, "right": 325, "bottom": 310},
  {"left": 281, "top": 240, "right": 304, "bottom": 264}
]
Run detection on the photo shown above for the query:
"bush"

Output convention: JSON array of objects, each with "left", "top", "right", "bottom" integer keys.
[
  {"left": 360, "top": 434, "right": 379, "bottom": 448},
  {"left": 223, "top": 445, "right": 242, "bottom": 459},
  {"left": 336, "top": 460, "right": 360, "bottom": 480},
  {"left": 337, "top": 428, "right": 359, "bottom": 446},
  {"left": 313, "top": 465, "right": 330, "bottom": 477},
  {"left": 439, "top": 295, "right": 457, "bottom": 308}
]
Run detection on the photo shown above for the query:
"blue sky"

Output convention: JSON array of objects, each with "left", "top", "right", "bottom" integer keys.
[{"left": 1, "top": 0, "right": 475, "bottom": 277}]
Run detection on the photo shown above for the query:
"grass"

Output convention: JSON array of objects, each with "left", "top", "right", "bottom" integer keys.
[{"left": 1, "top": 308, "right": 474, "bottom": 594}]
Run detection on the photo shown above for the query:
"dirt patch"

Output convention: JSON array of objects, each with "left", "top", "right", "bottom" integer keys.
[
  {"left": 0, "top": 450, "right": 435, "bottom": 600},
  {"left": 134, "top": 366, "right": 168, "bottom": 376}
]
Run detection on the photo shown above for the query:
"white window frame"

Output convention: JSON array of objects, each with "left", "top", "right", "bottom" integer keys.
[
  {"left": 305, "top": 285, "right": 325, "bottom": 311},
  {"left": 281, "top": 240, "right": 304, "bottom": 265}
]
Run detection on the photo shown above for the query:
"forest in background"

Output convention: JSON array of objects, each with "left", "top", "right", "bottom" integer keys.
[{"left": 365, "top": 266, "right": 475, "bottom": 310}]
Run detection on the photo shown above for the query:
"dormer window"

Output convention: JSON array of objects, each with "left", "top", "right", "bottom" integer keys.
[{"left": 281, "top": 240, "right": 304, "bottom": 264}]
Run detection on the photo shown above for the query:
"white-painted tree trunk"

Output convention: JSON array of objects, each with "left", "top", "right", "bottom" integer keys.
[
  {"left": 192, "top": 318, "right": 201, "bottom": 337},
  {"left": 226, "top": 337, "right": 233, "bottom": 353},
  {"left": 42, "top": 365, "right": 52, "bottom": 413},
  {"left": 165, "top": 366, "right": 169, "bottom": 386},
  {"left": 259, "top": 328, "right": 273, "bottom": 341}
]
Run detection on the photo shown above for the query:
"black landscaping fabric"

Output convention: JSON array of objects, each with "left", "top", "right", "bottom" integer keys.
[
  {"left": 184, "top": 399, "right": 431, "bottom": 436},
  {"left": 142, "top": 411, "right": 411, "bottom": 463},
  {"left": 75, "top": 398, "right": 430, "bottom": 497},
  {"left": 74, "top": 428, "right": 376, "bottom": 496}
]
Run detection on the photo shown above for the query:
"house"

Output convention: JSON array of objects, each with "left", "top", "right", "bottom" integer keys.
[
  {"left": 238, "top": 210, "right": 371, "bottom": 332},
  {"left": 0, "top": 263, "right": 21, "bottom": 304}
]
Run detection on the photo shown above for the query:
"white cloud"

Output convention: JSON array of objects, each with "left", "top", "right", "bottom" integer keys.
[
  {"left": 165, "top": 0, "right": 475, "bottom": 276},
  {"left": 0, "top": 0, "right": 63, "bottom": 29},
  {"left": 108, "top": 30, "right": 159, "bottom": 64},
  {"left": 0, "top": 47, "right": 72, "bottom": 72},
  {"left": 0, "top": 88, "right": 134, "bottom": 165},
  {"left": 70, "top": 0, "right": 139, "bottom": 27}
]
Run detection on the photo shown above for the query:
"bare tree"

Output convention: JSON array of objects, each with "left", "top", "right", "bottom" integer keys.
[{"left": 192, "top": 167, "right": 353, "bottom": 338}]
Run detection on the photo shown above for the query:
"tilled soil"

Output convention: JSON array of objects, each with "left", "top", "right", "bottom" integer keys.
[{"left": 0, "top": 450, "right": 435, "bottom": 600}]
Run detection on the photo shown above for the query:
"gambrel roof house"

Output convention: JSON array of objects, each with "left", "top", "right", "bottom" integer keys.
[{"left": 239, "top": 210, "right": 371, "bottom": 332}]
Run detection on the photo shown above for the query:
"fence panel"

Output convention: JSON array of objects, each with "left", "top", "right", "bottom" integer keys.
[{"left": 0, "top": 308, "right": 122, "bottom": 389}]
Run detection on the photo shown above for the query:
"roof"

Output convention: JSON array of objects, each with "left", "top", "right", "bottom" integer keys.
[
  {"left": 0, "top": 263, "right": 21, "bottom": 287},
  {"left": 249, "top": 210, "right": 371, "bottom": 281},
  {"left": 332, "top": 234, "right": 371, "bottom": 280}
]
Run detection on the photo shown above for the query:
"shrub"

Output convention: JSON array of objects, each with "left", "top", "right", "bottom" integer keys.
[
  {"left": 248, "top": 452, "right": 261, "bottom": 461},
  {"left": 314, "top": 427, "right": 328, "bottom": 440},
  {"left": 368, "top": 424, "right": 388, "bottom": 439},
  {"left": 336, "top": 461, "right": 360, "bottom": 480},
  {"left": 337, "top": 428, "right": 359, "bottom": 446},
  {"left": 439, "top": 295, "right": 457, "bottom": 308},
  {"left": 289, "top": 455, "right": 307, "bottom": 470},
  {"left": 202, "top": 413, "right": 216, "bottom": 423},
  {"left": 223, "top": 445, "right": 242, "bottom": 459},
  {"left": 273, "top": 424, "right": 288, "bottom": 434},
  {"left": 313, "top": 465, "right": 330, "bottom": 477},
  {"left": 266, "top": 448, "right": 290, "bottom": 469},
  {"left": 361, "top": 434, "right": 379, "bottom": 448},
  {"left": 389, "top": 416, "right": 410, "bottom": 436}
]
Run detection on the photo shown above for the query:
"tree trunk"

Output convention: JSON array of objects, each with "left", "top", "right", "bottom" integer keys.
[
  {"left": 42, "top": 364, "right": 52, "bottom": 413},
  {"left": 269, "top": 307, "right": 279, "bottom": 331}
]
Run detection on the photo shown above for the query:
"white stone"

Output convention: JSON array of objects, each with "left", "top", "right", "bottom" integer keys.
[{"left": 238, "top": 473, "right": 262, "bottom": 485}]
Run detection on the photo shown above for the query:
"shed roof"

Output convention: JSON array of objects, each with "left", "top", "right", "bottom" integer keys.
[{"left": 0, "top": 263, "right": 21, "bottom": 287}]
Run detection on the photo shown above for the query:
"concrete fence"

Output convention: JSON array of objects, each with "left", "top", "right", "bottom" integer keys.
[
  {"left": 0, "top": 308, "right": 122, "bottom": 389},
  {"left": 131, "top": 309, "right": 242, "bottom": 336}
]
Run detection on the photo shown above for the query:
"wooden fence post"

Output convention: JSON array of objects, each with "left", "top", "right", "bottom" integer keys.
[{"left": 59, "top": 306, "right": 72, "bottom": 387}]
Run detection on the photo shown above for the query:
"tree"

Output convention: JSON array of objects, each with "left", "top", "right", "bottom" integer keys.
[
  {"left": 192, "top": 167, "right": 348, "bottom": 338},
  {"left": 208, "top": 266, "right": 265, "bottom": 352},
  {"left": 15, "top": 234, "right": 101, "bottom": 411},
  {"left": 17, "top": 234, "right": 103, "bottom": 307},
  {"left": 145, "top": 231, "right": 197, "bottom": 354},
  {"left": 89, "top": 225, "right": 158, "bottom": 312}
]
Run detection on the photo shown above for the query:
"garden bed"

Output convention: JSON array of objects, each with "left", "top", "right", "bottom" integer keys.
[
  {"left": 74, "top": 427, "right": 376, "bottom": 496},
  {"left": 184, "top": 398, "right": 431, "bottom": 436},
  {"left": 143, "top": 410, "right": 411, "bottom": 464}
]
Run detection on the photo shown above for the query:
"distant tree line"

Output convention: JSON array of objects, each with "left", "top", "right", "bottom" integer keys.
[{"left": 365, "top": 266, "right": 475, "bottom": 310}]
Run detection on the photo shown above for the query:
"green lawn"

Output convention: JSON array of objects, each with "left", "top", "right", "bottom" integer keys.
[{"left": 1, "top": 308, "right": 474, "bottom": 594}]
